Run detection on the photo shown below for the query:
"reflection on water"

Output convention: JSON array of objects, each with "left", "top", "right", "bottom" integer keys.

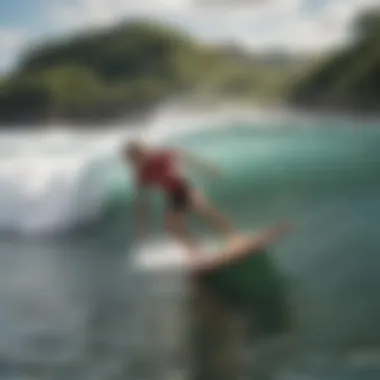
[
  {"left": 1, "top": 233, "right": 380, "bottom": 380},
  {"left": 0, "top": 122, "right": 380, "bottom": 379},
  {"left": 0, "top": 238, "right": 129, "bottom": 379}
]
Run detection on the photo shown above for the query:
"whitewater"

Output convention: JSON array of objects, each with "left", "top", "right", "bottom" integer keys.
[{"left": 0, "top": 105, "right": 380, "bottom": 380}]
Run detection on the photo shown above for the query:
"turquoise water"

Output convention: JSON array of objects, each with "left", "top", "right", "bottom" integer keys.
[
  {"left": 0, "top": 118, "right": 380, "bottom": 379},
  {"left": 167, "top": 125, "right": 380, "bottom": 346}
]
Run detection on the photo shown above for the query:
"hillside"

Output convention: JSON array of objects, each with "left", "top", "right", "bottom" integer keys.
[
  {"left": 289, "top": 10, "right": 380, "bottom": 114},
  {"left": 0, "top": 21, "right": 300, "bottom": 126}
]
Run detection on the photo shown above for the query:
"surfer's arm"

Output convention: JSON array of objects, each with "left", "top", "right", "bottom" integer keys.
[
  {"left": 191, "top": 222, "right": 291, "bottom": 272},
  {"left": 175, "top": 149, "right": 221, "bottom": 178}
]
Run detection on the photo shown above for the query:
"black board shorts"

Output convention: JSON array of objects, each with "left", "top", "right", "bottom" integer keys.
[{"left": 167, "top": 181, "right": 192, "bottom": 212}]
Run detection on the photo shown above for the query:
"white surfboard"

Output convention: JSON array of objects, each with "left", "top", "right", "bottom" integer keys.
[{"left": 131, "top": 223, "right": 290, "bottom": 274}]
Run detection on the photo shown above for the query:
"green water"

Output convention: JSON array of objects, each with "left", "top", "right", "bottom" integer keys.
[
  {"left": 175, "top": 124, "right": 380, "bottom": 378},
  {"left": 115, "top": 123, "right": 380, "bottom": 378},
  {"left": 102, "top": 123, "right": 380, "bottom": 346},
  {"left": 1, "top": 120, "right": 380, "bottom": 379}
]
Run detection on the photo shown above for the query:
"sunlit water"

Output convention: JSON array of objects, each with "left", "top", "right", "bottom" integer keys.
[{"left": 0, "top": 108, "right": 380, "bottom": 380}]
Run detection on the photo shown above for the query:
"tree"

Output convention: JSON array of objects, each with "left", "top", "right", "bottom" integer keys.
[{"left": 354, "top": 9, "right": 380, "bottom": 41}]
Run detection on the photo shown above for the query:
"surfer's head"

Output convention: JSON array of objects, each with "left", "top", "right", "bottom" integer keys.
[{"left": 122, "top": 140, "right": 147, "bottom": 164}]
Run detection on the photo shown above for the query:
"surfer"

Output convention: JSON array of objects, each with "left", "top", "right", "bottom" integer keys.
[{"left": 122, "top": 140, "right": 238, "bottom": 250}]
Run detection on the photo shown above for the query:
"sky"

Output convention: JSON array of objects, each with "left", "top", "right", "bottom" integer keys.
[{"left": 0, "top": 0, "right": 379, "bottom": 72}]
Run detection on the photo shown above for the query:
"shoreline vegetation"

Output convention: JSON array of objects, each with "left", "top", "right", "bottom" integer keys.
[
  {"left": 288, "top": 10, "right": 380, "bottom": 116},
  {"left": 0, "top": 9, "right": 379, "bottom": 127}
]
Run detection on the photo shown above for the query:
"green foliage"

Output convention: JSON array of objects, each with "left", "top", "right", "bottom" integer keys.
[
  {"left": 289, "top": 9, "right": 380, "bottom": 112},
  {"left": 0, "top": 73, "right": 52, "bottom": 123},
  {"left": 355, "top": 11, "right": 380, "bottom": 41},
  {"left": 18, "top": 21, "right": 196, "bottom": 88},
  {"left": 0, "top": 20, "right": 300, "bottom": 124}
]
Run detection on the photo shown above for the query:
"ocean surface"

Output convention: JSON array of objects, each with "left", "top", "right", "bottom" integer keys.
[{"left": 0, "top": 107, "right": 380, "bottom": 380}]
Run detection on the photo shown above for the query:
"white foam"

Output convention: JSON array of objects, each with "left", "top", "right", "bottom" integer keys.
[
  {"left": 0, "top": 102, "right": 289, "bottom": 235},
  {"left": 0, "top": 129, "right": 138, "bottom": 234},
  {"left": 143, "top": 101, "right": 288, "bottom": 143},
  {"left": 130, "top": 237, "right": 221, "bottom": 273},
  {"left": 131, "top": 240, "right": 191, "bottom": 271}
]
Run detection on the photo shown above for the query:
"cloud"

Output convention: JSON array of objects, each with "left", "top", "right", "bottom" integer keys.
[
  {"left": 43, "top": 0, "right": 307, "bottom": 48},
  {"left": 0, "top": 29, "right": 27, "bottom": 71},
  {"left": 186, "top": 0, "right": 380, "bottom": 53},
  {"left": 46, "top": 0, "right": 192, "bottom": 31},
  {"left": 44, "top": 0, "right": 379, "bottom": 54},
  {"left": 1, "top": 0, "right": 379, "bottom": 72},
  {"left": 0, "top": 29, "right": 26, "bottom": 53},
  {"left": 47, "top": 0, "right": 301, "bottom": 28}
]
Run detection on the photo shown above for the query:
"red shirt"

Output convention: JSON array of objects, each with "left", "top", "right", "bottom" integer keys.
[{"left": 137, "top": 149, "right": 183, "bottom": 192}]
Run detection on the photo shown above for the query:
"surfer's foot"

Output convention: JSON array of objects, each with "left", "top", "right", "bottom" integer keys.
[{"left": 226, "top": 231, "right": 247, "bottom": 243}]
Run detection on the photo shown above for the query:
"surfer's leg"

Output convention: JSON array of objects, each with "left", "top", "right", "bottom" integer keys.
[
  {"left": 165, "top": 210, "right": 199, "bottom": 251},
  {"left": 216, "top": 221, "right": 292, "bottom": 259},
  {"left": 190, "top": 190, "right": 236, "bottom": 237}
]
